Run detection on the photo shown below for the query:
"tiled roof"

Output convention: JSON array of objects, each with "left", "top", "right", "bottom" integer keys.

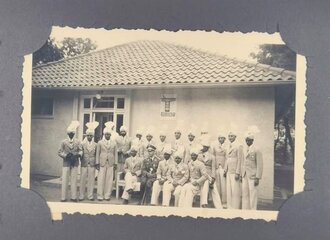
[{"left": 32, "top": 40, "right": 295, "bottom": 88}]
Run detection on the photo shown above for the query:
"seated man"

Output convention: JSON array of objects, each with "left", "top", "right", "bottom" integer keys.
[
  {"left": 140, "top": 144, "right": 160, "bottom": 205},
  {"left": 150, "top": 147, "right": 172, "bottom": 206},
  {"left": 199, "top": 140, "right": 223, "bottom": 209},
  {"left": 122, "top": 146, "right": 143, "bottom": 204},
  {"left": 178, "top": 148, "right": 207, "bottom": 208},
  {"left": 162, "top": 150, "right": 189, "bottom": 207}
]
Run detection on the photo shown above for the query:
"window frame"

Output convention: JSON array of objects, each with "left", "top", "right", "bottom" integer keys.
[{"left": 31, "top": 96, "right": 55, "bottom": 119}]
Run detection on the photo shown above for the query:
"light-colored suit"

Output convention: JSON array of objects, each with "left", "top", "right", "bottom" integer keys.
[
  {"left": 179, "top": 160, "right": 207, "bottom": 207},
  {"left": 150, "top": 159, "right": 171, "bottom": 205},
  {"left": 116, "top": 135, "right": 131, "bottom": 172},
  {"left": 199, "top": 152, "right": 223, "bottom": 209},
  {"left": 241, "top": 145, "right": 263, "bottom": 210},
  {"left": 212, "top": 142, "right": 227, "bottom": 204},
  {"left": 224, "top": 141, "right": 243, "bottom": 209},
  {"left": 58, "top": 138, "right": 83, "bottom": 201},
  {"left": 122, "top": 156, "right": 143, "bottom": 200},
  {"left": 171, "top": 139, "right": 186, "bottom": 159},
  {"left": 184, "top": 141, "right": 201, "bottom": 163},
  {"left": 79, "top": 140, "right": 97, "bottom": 200},
  {"left": 131, "top": 138, "right": 144, "bottom": 158},
  {"left": 96, "top": 138, "right": 118, "bottom": 200},
  {"left": 163, "top": 162, "right": 189, "bottom": 206}
]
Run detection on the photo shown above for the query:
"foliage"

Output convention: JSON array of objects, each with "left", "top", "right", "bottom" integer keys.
[
  {"left": 33, "top": 37, "right": 97, "bottom": 66},
  {"left": 251, "top": 44, "right": 296, "bottom": 165}
]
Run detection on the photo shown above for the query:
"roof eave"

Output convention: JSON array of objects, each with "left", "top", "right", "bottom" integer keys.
[{"left": 31, "top": 80, "right": 296, "bottom": 91}]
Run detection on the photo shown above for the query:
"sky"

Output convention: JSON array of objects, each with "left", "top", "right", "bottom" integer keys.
[{"left": 50, "top": 27, "right": 285, "bottom": 63}]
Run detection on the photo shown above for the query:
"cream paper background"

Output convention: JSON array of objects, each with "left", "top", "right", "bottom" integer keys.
[{"left": 20, "top": 30, "right": 306, "bottom": 221}]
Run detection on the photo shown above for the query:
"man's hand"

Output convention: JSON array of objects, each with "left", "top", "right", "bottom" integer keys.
[
  {"left": 159, "top": 179, "right": 165, "bottom": 185},
  {"left": 172, "top": 181, "right": 178, "bottom": 187},
  {"left": 95, "top": 164, "right": 100, "bottom": 171},
  {"left": 254, "top": 178, "right": 259, "bottom": 186},
  {"left": 235, "top": 174, "right": 240, "bottom": 181},
  {"left": 223, "top": 171, "right": 227, "bottom": 178},
  {"left": 191, "top": 181, "right": 198, "bottom": 186}
]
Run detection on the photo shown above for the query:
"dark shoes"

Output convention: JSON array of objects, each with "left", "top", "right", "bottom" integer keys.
[
  {"left": 201, "top": 204, "right": 208, "bottom": 208},
  {"left": 123, "top": 199, "right": 129, "bottom": 205}
]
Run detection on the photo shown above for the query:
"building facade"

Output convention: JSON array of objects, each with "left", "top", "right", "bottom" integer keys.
[{"left": 31, "top": 40, "right": 296, "bottom": 202}]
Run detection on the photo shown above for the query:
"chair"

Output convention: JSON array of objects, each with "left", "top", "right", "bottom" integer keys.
[{"left": 115, "top": 171, "right": 125, "bottom": 199}]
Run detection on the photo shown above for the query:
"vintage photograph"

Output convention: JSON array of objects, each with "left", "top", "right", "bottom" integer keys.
[{"left": 27, "top": 28, "right": 298, "bottom": 216}]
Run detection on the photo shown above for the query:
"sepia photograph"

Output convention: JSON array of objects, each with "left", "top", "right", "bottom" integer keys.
[{"left": 24, "top": 28, "right": 303, "bottom": 219}]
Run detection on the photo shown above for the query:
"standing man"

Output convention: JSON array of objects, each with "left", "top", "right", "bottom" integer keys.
[
  {"left": 117, "top": 125, "right": 131, "bottom": 173},
  {"left": 143, "top": 129, "right": 156, "bottom": 158},
  {"left": 122, "top": 146, "right": 143, "bottom": 204},
  {"left": 163, "top": 150, "right": 189, "bottom": 207},
  {"left": 79, "top": 121, "right": 99, "bottom": 201},
  {"left": 178, "top": 148, "right": 207, "bottom": 208},
  {"left": 95, "top": 122, "right": 118, "bottom": 201},
  {"left": 185, "top": 128, "right": 200, "bottom": 164},
  {"left": 224, "top": 127, "right": 243, "bottom": 209},
  {"left": 150, "top": 147, "right": 172, "bottom": 206},
  {"left": 199, "top": 141, "right": 223, "bottom": 209},
  {"left": 212, "top": 132, "right": 227, "bottom": 205},
  {"left": 58, "top": 121, "right": 82, "bottom": 202},
  {"left": 172, "top": 128, "right": 186, "bottom": 159},
  {"left": 131, "top": 128, "right": 144, "bottom": 158},
  {"left": 140, "top": 144, "right": 160, "bottom": 205},
  {"left": 156, "top": 130, "right": 170, "bottom": 160},
  {"left": 241, "top": 127, "right": 263, "bottom": 210}
]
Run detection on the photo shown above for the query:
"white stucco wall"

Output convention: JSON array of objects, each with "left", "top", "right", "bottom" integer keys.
[
  {"left": 30, "top": 86, "right": 275, "bottom": 201},
  {"left": 31, "top": 90, "right": 75, "bottom": 177},
  {"left": 130, "top": 86, "right": 275, "bottom": 201}
]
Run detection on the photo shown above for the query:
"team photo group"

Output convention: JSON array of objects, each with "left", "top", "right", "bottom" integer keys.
[{"left": 59, "top": 120, "right": 263, "bottom": 210}]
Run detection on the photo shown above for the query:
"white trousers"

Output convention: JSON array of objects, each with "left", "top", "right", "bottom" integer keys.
[
  {"left": 226, "top": 173, "right": 241, "bottom": 209},
  {"left": 79, "top": 166, "right": 95, "bottom": 200},
  {"left": 122, "top": 172, "right": 139, "bottom": 200},
  {"left": 97, "top": 165, "right": 114, "bottom": 200},
  {"left": 200, "top": 181, "right": 223, "bottom": 209},
  {"left": 178, "top": 183, "right": 201, "bottom": 208},
  {"left": 150, "top": 180, "right": 164, "bottom": 205},
  {"left": 162, "top": 181, "right": 184, "bottom": 207},
  {"left": 215, "top": 166, "right": 227, "bottom": 204},
  {"left": 242, "top": 176, "right": 258, "bottom": 210},
  {"left": 61, "top": 166, "right": 78, "bottom": 201}
]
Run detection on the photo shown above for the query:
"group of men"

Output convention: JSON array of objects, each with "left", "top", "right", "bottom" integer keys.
[{"left": 58, "top": 121, "right": 263, "bottom": 210}]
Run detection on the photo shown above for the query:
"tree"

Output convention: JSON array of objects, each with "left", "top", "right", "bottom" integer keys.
[
  {"left": 33, "top": 37, "right": 97, "bottom": 66},
  {"left": 250, "top": 44, "right": 296, "bottom": 165},
  {"left": 250, "top": 44, "right": 296, "bottom": 71},
  {"left": 32, "top": 38, "right": 63, "bottom": 66}
]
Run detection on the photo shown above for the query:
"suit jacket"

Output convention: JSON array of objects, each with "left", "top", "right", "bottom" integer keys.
[
  {"left": 124, "top": 156, "right": 143, "bottom": 176},
  {"left": 171, "top": 139, "right": 186, "bottom": 155},
  {"left": 131, "top": 138, "right": 144, "bottom": 157},
  {"left": 58, "top": 138, "right": 83, "bottom": 167},
  {"left": 81, "top": 140, "right": 97, "bottom": 167},
  {"left": 241, "top": 145, "right": 263, "bottom": 179},
  {"left": 199, "top": 151, "right": 216, "bottom": 178},
  {"left": 141, "top": 155, "right": 160, "bottom": 182},
  {"left": 188, "top": 160, "right": 207, "bottom": 186},
  {"left": 212, "top": 142, "right": 227, "bottom": 169},
  {"left": 156, "top": 141, "right": 170, "bottom": 159},
  {"left": 185, "top": 141, "right": 201, "bottom": 163},
  {"left": 117, "top": 135, "right": 131, "bottom": 163},
  {"left": 225, "top": 141, "right": 243, "bottom": 175},
  {"left": 96, "top": 138, "right": 118, "bottom": 167},
  {"left": 167, "top": 162, "right": 189, "bottom": 186},
  {"left": 156, "top": 159, "right": 171, "bottom": 180}
]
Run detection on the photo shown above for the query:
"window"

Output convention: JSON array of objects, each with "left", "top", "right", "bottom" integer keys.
[
  {"left": 93, "top": 97, "right": 114, "bottom": 108},
  {"left": 117, "top": 98, "right": 125, "bottom": 109},
  {"left": 32, "top": 97, "right": 54, "bottom": 118}
]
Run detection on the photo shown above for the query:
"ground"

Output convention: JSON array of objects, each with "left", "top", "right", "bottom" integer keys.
[{"left": 30, "top": 171, "right": 292, "bottom": 210}]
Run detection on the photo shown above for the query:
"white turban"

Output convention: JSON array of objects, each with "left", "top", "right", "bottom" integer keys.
[
  {"left": 66, "top": 121, "right": 80, "bottom": 133},
  {"left": 85, "top": 121, "right": 99, "bottom": 135}
]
